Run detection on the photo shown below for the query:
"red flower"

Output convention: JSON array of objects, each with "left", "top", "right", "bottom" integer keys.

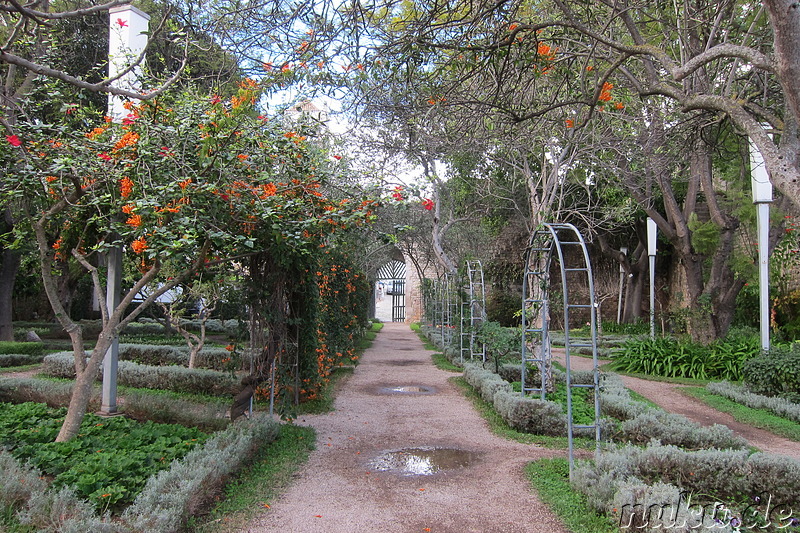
[
  {"left": 5, "top": 134, "right": 21, "bottom": 147},
  {"left": 421, "top": 198, "right": 434, "bottom": 210},
  {"left": 98, "top": 152, "right": 112, "bottom": 161},
  {"left": 332, "top": 155, "right": 342, "bottom": 160},
  {"left": 131, "top": 237, "right": 147, "bottom": 254},
  {"left": 210, "top": 95, "right": 222, "bottom": 105},
  {"left": 116, "top": 18, "right": 128, "bottom": 27}
]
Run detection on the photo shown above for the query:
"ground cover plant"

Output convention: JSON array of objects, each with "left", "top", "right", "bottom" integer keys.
[
  {"left": 610, "top": 333, "right": 760, "bottom": 381},
  {"left": 0, "top": 402, "right": 207, "bottom": 512}
]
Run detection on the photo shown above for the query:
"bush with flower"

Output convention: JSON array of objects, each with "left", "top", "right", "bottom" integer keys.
[{"left": 2, "top": 78, "right": 376, "bottom": 440}]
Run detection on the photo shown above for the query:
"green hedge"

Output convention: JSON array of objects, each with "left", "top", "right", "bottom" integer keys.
[
  {"left": 0, "top": 353, "right": 44, "bottom": 368},
  {"left": 42, "top": 352, "right": 240, "bottom": 397},
  {"left": 573, "top": 443, "right": 800, "bottom": 531},
  {"left": 461, "top": 363, "right": 746, "bottom": 450},
  {"left": 742, "top": 345, "right": 800, "bottom": 402},
  {"left": 0, "top": 341, "right": 44, "bottom": 356}
]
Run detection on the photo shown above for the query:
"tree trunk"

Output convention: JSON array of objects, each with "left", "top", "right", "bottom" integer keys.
[
  {"left": 764, "top": 0, "right": 800, "bottom": 127},
  {"left": 0, "top": 248, "right": 20, "bottom": 341}
]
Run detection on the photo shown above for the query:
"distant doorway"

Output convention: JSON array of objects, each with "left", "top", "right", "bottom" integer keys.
[{"left": 376, "top": 260, "right": 406, "bottom": 322}]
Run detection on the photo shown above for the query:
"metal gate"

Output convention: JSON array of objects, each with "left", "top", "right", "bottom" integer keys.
[
  {"left": 376, "top": 260, "right": 406, "bottom": 322},
  {"left": 521, "top": 223, "right": 601, "bottom": 477}
]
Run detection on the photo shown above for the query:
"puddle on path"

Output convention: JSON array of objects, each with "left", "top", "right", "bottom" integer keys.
[
  {"left": 369, "top": 447, "right": 481, "bottom": 476},
  {"left": 377, "top": 385, "right": 437, "bottom": 395}
]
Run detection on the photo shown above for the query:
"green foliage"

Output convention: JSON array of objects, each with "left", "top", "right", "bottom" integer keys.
[
  {"left": 121, "top": 415, "right": 278, "bottom": 532},
  {"left": 0, "top": 343, "right": 44, "bottom": 356},
  {"left": 611, "top": 334, "right": 760, "bottom": 381},
  {"left": 453, "top": 377, "right": 579, "bottom": 449},
  {"left": 742, "top": 344, "right": 800, "bottom": 401},
  {"left": 687, "top": 212, "right": 720, "bottom": 255},
  {"left": 0, "top": 402, "right": 207, "bottom": 512},
  {"left": 526, "top": 458, "right": 618, "bottom": 533},
  {"left": 600, "top": 320, "right": 649, "bottom": 336},
  {"left": 0, "top": 354, "right": 44, "bottom": 368},
  {"left": 475, "top": 321, "right": 521, "bottom": 372},
  {"left": 485, "top": 289, "right": 521, "bottom": 327}
]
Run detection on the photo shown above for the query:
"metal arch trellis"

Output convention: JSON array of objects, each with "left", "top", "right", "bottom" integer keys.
[
  {"left": 460, "top": 261, "right": 486, "bottom": 363},
  {"left": 439, "top": 273, "right": 457, "bottom": 345},
  {"left": 521, "top": 223, "right": 601, "bottom": 477}
]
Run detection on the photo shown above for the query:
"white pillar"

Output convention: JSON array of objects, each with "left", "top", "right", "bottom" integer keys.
[
  {"left": 647, "top": 218, "right": 658, "bottom": 339},
  {"left": 749, "top": 133, "right": 773, "bottom": 352},
  {"left": 107, "top": 5, "right": 151, "bottom": 121},
  {"left": 616, "top": 246, "right": 627, "bottom": 324},
  {"left": 101, "top": 5, "right": 150, "bottom": 415}
]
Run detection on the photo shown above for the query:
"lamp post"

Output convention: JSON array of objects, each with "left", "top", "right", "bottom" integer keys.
[
  {"left": 749, "top": 133, "right": 773, "bottom": 352},
  {"left": 100, "top": 5, "right": 150, "bottom": 415},
  {"left": 617, "top": 247, "right": 627, "bottom": 324},
  {"left": 647, "top": 218, "right": 657, "bottom": 339}
]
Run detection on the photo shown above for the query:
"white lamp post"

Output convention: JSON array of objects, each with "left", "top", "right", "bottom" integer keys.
[
  {"left": 647, "top": 218, "right": 657, "bottom": 339},
  {"left": 749, "top": 133, "right": 773, "bottom": 352},
  {"left": 617, "top": 247, "right": 627, "bottom": 324},
  {"left": 101, "top": 5, "right": 150, "bottom": 415}
]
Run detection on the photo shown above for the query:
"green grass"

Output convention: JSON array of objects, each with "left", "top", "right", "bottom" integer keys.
[
  {"left": 526, "top": 458, "right": 618, "bottom": 533},
  {"left": 190, "top": 424, "right": 316, "bottom": 532},
  {"left": 679, "top": 387, "right": 800, "bottom": 442},
  {"left": 452, "top": 377, "right": 594, "bottom": 449},
  {"left": 431, "top": 352, "right": 462, "bottom": 372},
  {"left": 410, "top": 323, "right": 439, "bottom": 351}
]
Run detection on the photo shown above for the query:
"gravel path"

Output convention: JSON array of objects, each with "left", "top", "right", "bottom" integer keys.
[{"left": 245, "top": 323, "right": 570, "bottom": 533}]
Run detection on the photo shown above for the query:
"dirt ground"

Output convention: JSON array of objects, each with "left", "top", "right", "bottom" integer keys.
[{"left": 245, "top": 322, "right": 570, "bottom": 533}]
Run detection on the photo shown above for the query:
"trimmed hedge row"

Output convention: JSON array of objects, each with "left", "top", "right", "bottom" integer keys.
[
  {"left": 706, "top": 381, "right": 800, "bottom": 424},
  {"left": 42, "top": 352, "right": 240, "bottom": 397},
  {"left": 425, "top": 324, "right": 745, "bottom": 450},
  {"left": 0, "top": 353, "right": 45, "bottom": 368},
  {"left": 1, "top": 415, "right": 278, "bottom": 533},
  {"left": 0, "top": 377, "right": 230, "bottom": 431},
  {"left": 461, "top": 363, "right": 746, "bottom": 450},
  {"left": 0, "top": 341, "right": 44, "bottom": 356},
  {"left": 116, "top": 343, "right": 237, "bottom": 371},
  {"left": 572, "top": 443, "right": 800, "bottom": 532}
]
